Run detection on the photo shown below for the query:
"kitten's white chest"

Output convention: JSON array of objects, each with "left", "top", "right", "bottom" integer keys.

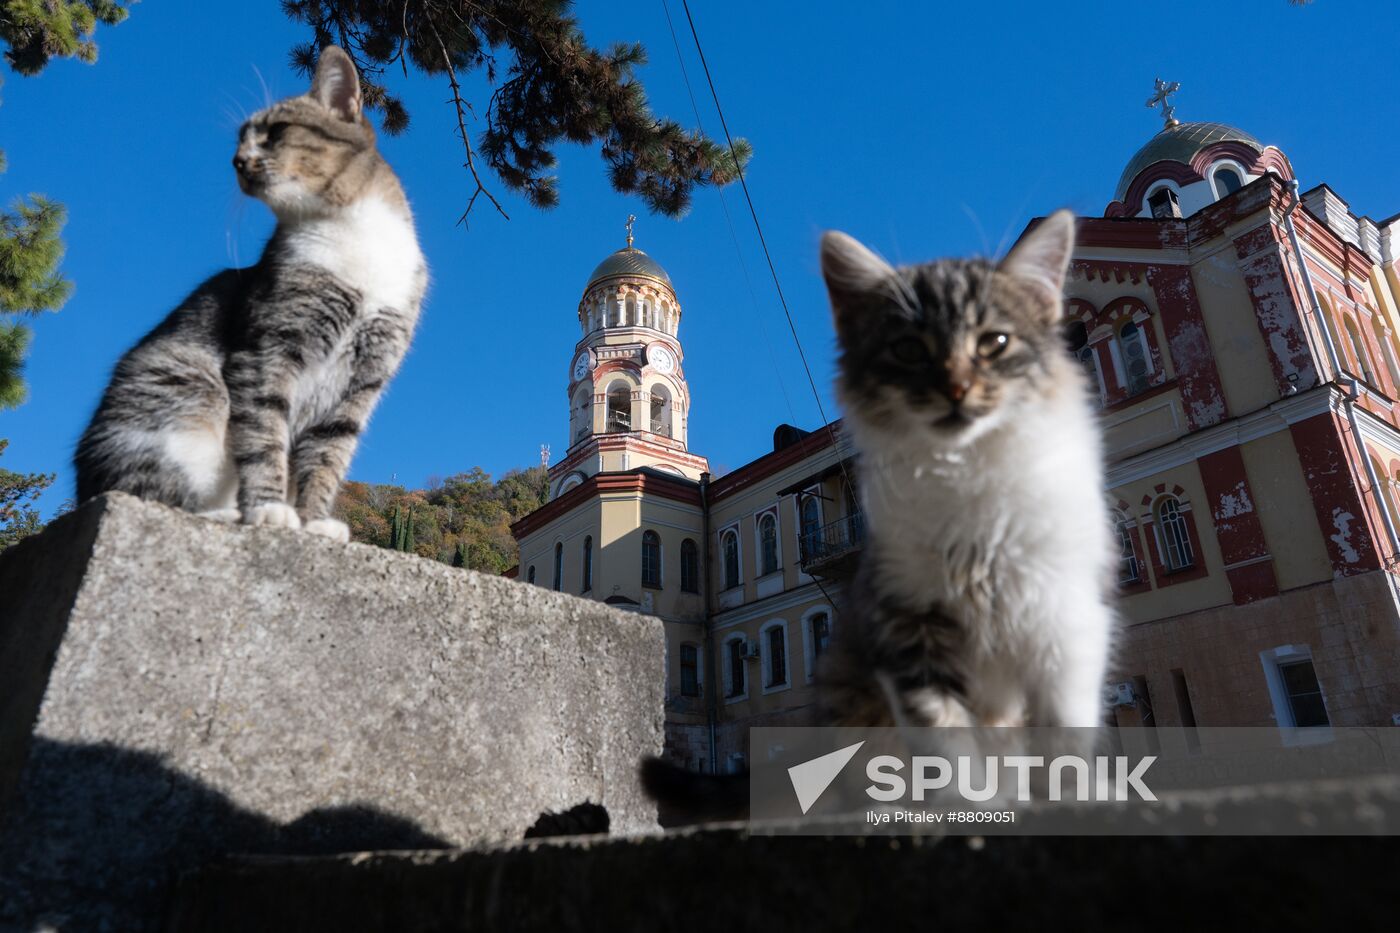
[{"left": 283, "top": 197, "right": 425, "bottom": 313}]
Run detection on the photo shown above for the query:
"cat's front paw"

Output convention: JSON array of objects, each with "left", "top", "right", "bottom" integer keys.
[
  {"left": 244, "top": 502, "right": 302, "bottom": 530},
  {"left": 304, "top": 518, "right": 350, "bottom": 543}
]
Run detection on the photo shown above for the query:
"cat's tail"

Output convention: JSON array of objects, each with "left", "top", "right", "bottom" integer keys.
[{"left": 639, "top": 756, "right": 750, "bottom": 825}]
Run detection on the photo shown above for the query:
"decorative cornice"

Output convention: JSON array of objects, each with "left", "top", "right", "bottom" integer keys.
[{"left": 1106, "top": 386, "right": 1336, "bottom": 488}]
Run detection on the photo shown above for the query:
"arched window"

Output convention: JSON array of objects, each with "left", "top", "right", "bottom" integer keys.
[
  {"left": 1155, "top": 497, "right": 1195, "bottom": 572},
  {"left": 1116, "top": 513, "right": 1141, "bottom": 584},
  {"left": 1344, "top": 315, "right": 1375, "bottom": 384},
  {"left": 759, "top": 513, "right": 779, "bottom": 575},
  {"left": 680, "top": 538, "right": 699, "bottom": 593},
  {"left": 649, "top": 385, "right": 673, "bottom": 436},
  {"left": 624, "top": 294, "right": 636, "bottom": 328},
  {"left": 1371, "top": 315, "right": 1400, "bottom": 390},
  {"left": 552, "top": 542, "right": 563, "bottom": 591},
  {"left": 722, "top": 530, "right": 740, "bottom": 589},
  {"left": 527, "top": 565, "right": 536, "bottom": 585},
  {"left": 1118, "top": 320, "right": 1150, "bottom": 396},
  {"left": 1065, "top": 320, "right": 1101, "bottom": 399},
  {"left": 1212, "top": 167, "right": 1243, "bottom": 198},
  {"left": 606, "top": 382, "right": 631, "bottom": 433},
  {"left": 679, "top": 643, "right": 701, "bottom": 697},
  {"left": 581, "top": 535, "right": 593, "bottom": 592},
  {"left": 642, "top": 530, "right": 661, "bottom": 588},
  {"left": 799, "top": 496, "right": 822, "bottom": 559}
]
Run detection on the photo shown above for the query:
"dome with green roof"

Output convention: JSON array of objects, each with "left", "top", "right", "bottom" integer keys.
[{"left": 1113, "top": 121, "right": 1263, "bottom": 203}]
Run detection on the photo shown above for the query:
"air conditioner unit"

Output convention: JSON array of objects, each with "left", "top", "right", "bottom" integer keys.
[{"left": 1104, "top": 682, "right": 1137, "bottom": 708}]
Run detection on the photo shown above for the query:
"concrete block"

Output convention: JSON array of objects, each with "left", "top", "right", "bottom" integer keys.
[{"left": 0, "top": 493, "right": 664, "bottom": 931}]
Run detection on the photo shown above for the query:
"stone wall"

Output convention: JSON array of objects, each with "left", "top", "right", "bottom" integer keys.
[{"left": 0, "top": 493, "right": 666, "bottom": 931}]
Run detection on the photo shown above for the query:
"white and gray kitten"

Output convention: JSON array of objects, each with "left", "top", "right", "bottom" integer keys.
[
  {"left": 819, "top": 211, "right": 1115, "bottom": 729},
  {"left": 75, "top": 47, "right": 427, "bottom": 542},
  {"left": 639, "top": 214, "right": 1113, "bottom": 821}
]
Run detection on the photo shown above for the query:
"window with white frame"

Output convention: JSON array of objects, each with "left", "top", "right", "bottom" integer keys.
[
  {"left": 721, "top": 529, "right": 740, "bottom": 589},
  {"left": 1116, "top": 513, "right": 1141, "bottom": 583},
  {"left": 799, "top": 495, "right": 822, "bottom": 560},
  {"left": 1212, "top": 166, "right": 1243, "bottom": 199},
  {"left": 760, "top": 620, "right": 789, "bottom": 690},
  {"left": 758, "top": 512, "right": 779, "bottom": 576},
  {"left": 1260, "top": 645, "right": 1330, "bottom": 729},
  {"left": 641, "top": 529, "right": 661, "bottom": 588},
  {"left": 1118, "top": 319, "right": 1150, "bottom": 396},
  {"left": 1154, "top": 496, "right": 1194, "bottom": 571},
  {"left": 552, "top": 542, "right": 563, "bottom": 591}
]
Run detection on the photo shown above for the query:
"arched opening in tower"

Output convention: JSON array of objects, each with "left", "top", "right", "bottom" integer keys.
[
  {"left": 607, "top": 383, "right": 632, "bottom": 433},
  {"left": 650, "top": 386, "right": 673, "bottom": 437}
]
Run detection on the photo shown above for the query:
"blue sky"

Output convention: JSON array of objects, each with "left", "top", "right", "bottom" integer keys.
[{"left": 3, "top": 1, "right": 1398, "bottom": 512}]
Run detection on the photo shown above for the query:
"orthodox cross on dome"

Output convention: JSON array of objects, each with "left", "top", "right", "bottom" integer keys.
[
  {"left": 626, "top": 214, "right": 636, "bottom": 249},
  {"left": 1146, "top": 78, "right": 1181, "bottom": 130}
]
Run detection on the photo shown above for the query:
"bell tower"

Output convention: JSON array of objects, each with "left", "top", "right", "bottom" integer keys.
[{"left": 550, "top": 220, "right": 709, "bottom": 496}]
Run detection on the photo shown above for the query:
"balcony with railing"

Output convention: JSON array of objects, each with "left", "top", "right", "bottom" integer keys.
[{"left": 798, "top": 513, "right": 864, "bottom": 578}]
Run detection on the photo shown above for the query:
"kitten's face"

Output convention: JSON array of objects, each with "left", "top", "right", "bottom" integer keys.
[
  {"left": 823, "top": 212, "right": 1077, "bottom": 446},
  {"left": 234, "top": 46, "right": 374, "bottom": 219}
]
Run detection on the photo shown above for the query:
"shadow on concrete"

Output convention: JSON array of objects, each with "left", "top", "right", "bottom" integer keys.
[{"left": 0, "top": 738, "right": 451, "bottom": 932}]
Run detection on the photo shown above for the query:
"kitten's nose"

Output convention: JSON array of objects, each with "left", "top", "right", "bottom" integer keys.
[
  {"left": 946, "top": 379, "right": 972, "bottom": 404},
  {"left": 233, "top": 154, "right": 255, "bottom": 174}
]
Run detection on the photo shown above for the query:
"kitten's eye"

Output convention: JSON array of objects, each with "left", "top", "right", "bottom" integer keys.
[
  {"left": 889, "top": 337, "right": 931, "bottom": 365},
  {"left": 266, "top": 122, "right": 292, "bottom": 143},
  {"left": 976, "top": 332, "right": 1011, "bottom": 359}
]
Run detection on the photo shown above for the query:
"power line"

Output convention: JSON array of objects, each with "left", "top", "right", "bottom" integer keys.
[
  {"left": 659, "top": 0, "right": 799, "bottom": 428},
  {"left": 676, "top": 0, "right": 838, "bottom": 439}
]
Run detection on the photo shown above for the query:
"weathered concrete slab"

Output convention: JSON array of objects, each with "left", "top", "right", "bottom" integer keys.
[
  {"left": 0, "top": 493, "right": 664, "bottom": 931},
  {"left": 169, "top": 776, "right": 1400, "bottom": 932}
]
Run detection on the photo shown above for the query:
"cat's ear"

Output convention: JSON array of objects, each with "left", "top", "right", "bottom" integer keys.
[
  {"left": 311, "top": 46, "right": 362, "bottom": 122},
  {"left": 1000, "top": 209, "right": 1075, "bottom": 303},
  {"left": 821, "top": 231, "right": 897, "bottom": 333}
]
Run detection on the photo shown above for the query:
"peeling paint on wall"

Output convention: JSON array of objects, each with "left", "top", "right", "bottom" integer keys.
[
  {"left": 1217, "top": 482, "right": 1254, "bottom": 519},
  {"left": 1331, "top": 508, "right": 1361, "bottom": 565}
]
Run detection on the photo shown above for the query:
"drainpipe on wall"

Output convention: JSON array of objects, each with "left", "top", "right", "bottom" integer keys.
[
  {"left": 1284, "top": 180, "right": 1400, "bottom": 566},
  {"left": 699, "top": 472, "right": 719, "bottom": 775}
]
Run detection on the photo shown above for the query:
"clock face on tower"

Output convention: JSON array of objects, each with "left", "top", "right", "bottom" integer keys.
[
  {"left": 572, "top": 351, "right": 592, "bottom": 381},
  {"left": 647, "top": 344, "right": 677, "bottom": 375}
]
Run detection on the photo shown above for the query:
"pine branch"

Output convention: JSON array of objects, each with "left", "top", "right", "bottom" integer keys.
[{"left": 283, "top": 0, "right": 750, "bottom": 223}]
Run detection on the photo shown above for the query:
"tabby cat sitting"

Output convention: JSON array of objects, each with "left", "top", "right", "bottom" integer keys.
[{"left": 76, "top": 46, "right": 426, "bottom": 543}]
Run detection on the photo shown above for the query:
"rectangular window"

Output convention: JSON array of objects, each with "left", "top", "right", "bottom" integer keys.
[
  {"left": 726, "top": 640, "right": 745, "bottom": 698},
  {"left": 811, "top": 614, "right": 830, "bottom": 658},
  {"left": 680, "top": 644, "right": 700, "bottom": 698},
  {"left": 768, "top": 627, "right": 787, "bottom": 687},
  {"left": 1280, "top": 660, "right": 1329, "bottom": 727},
  {"left": 1171, "top": 668, "right": 1200, "bottom": 753}
]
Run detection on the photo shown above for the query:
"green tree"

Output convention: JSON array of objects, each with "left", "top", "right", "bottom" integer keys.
[
  {"left": 0, "top": 437, "right": 54, "bottom": 549},
  {"left": 0, "top": 0, "right": 132, "bottom": 407},
  {"left": 282, "top": 1, "right": 750, "bottom": 222}
]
